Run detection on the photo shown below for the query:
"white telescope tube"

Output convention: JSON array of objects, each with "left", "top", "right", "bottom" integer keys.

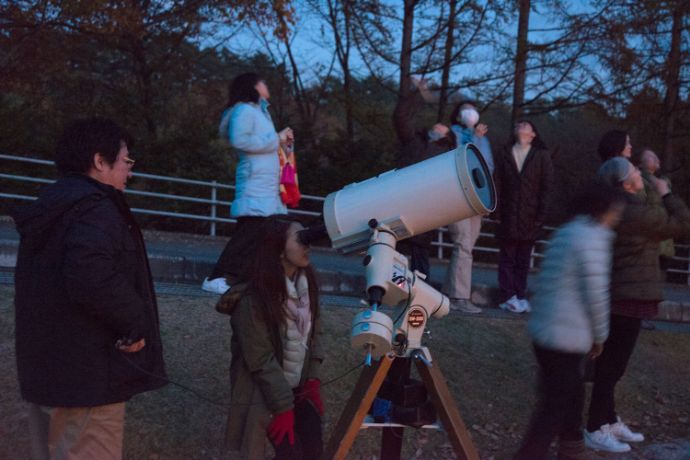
[{"left": 323, "top": 143, "right": 495, "bottom": 251}]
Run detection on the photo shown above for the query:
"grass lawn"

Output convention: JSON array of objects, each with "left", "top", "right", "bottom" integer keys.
[{"left": 1, "top": 284, "right": 689, "bottom": 459}]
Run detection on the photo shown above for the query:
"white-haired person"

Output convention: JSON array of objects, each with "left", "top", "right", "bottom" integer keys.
[{"left": 583, "top": 156, "right": 690, "bottom": 453}]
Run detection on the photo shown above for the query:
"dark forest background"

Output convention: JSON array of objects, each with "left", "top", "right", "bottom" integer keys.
[{"left": 2, "top": 0, "right": 688, "bottom": 234}]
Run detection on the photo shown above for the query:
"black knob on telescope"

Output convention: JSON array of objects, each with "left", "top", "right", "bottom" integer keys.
[
  {"left": 367, "top": 286, "right": 384, "bottom": 307},
  {"left": 368, "top": 219, "right": 378, "bottom": 229}
]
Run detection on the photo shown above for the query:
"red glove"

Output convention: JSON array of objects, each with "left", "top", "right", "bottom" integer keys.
[
  {"left": 267, "top": 409, "right": 295, "bottom": 446},
  {"left": 299, "top": 379, "right": 324, "bottom": 416}
]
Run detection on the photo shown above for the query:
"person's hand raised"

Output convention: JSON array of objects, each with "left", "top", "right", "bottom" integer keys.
[
  {"left": 650, "top": 175, "right": 670, "bottom": 196},
  {"left": 431, "top": 123, "right": 449, "bottom": 138},
  {"left": 475, "top": 123, "right": 488, "bottom": 138}
]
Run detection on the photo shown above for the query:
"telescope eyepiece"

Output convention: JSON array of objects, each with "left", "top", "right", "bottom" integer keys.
[{"left": 297, "top": 224, "right": 328, "bottom": 247}]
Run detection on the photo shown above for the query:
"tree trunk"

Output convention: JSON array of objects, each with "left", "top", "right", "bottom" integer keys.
[
  {"left": 343, "top": 68, "right": 354, "bottom": 140},
  {"left": 131, "top": 40, "right": 157, "bottom": 140},
  {"left": 398, "top": 0, "right": 416, "bottom": 101},
  {"left": 661, "top": 4, "right": 683, "bottom": 172},
  {"left": 342, "top": 0, "right": 354, "bottom": 142},
  {"left": 511, "top": 0, "right": 530, "bottom": 125},
  {"left": 437, "top": 0, "right": 457, "bottom": 122}
]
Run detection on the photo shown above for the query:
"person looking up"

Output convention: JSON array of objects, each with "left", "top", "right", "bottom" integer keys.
[
  {"left": 442, "top": 100, "right": 494, "bottom": 314},
  {"left": 598, "top": 129, "right": 632, "bottom": 162},
  {"left": 494, "top": 120, "right": 553, "bottom": 314},
  {"left": 583, "top": 156, "right": 690, "bottom": 453},
  {"left": 203, "top": 73, "right": 294, "bottom": 294}
]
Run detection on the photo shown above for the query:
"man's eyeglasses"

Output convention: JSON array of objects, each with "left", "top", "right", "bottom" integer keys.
[{"left": 123, "top": 157, "right": 136, "bottom": 167}]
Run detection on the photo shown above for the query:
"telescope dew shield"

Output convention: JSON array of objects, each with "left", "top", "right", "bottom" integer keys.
[{"left": 323, "top": 143, "right": 496, "bottom": 251}]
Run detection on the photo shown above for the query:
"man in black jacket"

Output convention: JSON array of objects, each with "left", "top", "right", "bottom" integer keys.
[{"left": 11, "top": 118, "right": 166, "bottom": 460}]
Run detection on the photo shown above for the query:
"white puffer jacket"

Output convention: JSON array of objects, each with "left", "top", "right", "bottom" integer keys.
[
  {"left": 219, "top": 101, "right": 287, "bottom": 218},
  {"left": 282, "top": 273, "right": 312, "bottom": 388},
  {"left": 528, "top": 216, "right": 614, "bottom": 353}
]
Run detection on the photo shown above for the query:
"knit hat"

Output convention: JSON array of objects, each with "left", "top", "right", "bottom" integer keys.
[{"left": 597, "top": 157, "right": 633, "bottom": 186}]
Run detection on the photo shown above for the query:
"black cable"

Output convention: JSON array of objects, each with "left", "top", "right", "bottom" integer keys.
[
  {"left": 391, "top": 276, "right": 413, "bottom": 325},
  {"left": 119, "top": 352, "right": 365, "bottom": 409}
]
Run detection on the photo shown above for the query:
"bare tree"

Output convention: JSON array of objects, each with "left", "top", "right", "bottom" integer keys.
[
  {"left": 585, "top": 0, "right": 689, "bottom": 170},
  {"left": 350, "top": 1, "right": 499, "bottom": 112},
  {"left": 1, "top": 0, "right": 282, "bottom": 140},
  {"left": 511, "top": 0, "right": 530, "bottom": 124},
  {"left": 437, "top": 0, "right": 458, "bottom": 121},
  {"left": 306, "top": 0, "right": 357, "bottom": 141},
  {"left": 246, "top": 7, "right": 336, "bottom": 149}
]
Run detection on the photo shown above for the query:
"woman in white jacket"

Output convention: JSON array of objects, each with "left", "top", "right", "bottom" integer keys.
[
  {"left": 514, "top": 183, "right": 626, "bottom": 460},
  {"left": 203, "top": 73, "right": 293, "bottom": 293}
]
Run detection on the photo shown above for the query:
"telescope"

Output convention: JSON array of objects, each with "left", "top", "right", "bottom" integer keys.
[
  {"left": 319, "top": 142, "right": 495, "bottom": 363},
  {"left": 320, "top": 142, "right": 495, "bottom": 460}
]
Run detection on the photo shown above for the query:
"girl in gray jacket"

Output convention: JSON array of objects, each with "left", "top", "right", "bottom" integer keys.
[{"left": 514, "top": 183, "right": 626, "bottom": 460}]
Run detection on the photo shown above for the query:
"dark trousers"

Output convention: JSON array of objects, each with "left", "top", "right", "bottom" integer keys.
[
  {"left": 587, "top": 314, "right": 641, "bottom": 432},
  {"left": 398, "top": 233, "right": 432, "bottom": 282},
  {"left": 514, "top": 344, "right": 586, "bottom": 460},
  {"left": 272, "top": 400, "right": 323, "bottom": 460},
  {"left": 209, "top": 216, "right": 269, "bottom": 282},
  {"left": 498, "top": 239, "right": 534, "bottom": 302}
]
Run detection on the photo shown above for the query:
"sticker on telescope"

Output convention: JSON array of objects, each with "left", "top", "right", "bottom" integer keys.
[{"left": 407, "top": 308, "right": 425, "bottom": 328}]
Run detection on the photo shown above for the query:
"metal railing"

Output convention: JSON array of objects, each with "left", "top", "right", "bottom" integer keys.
[
  {"left": 0, "top": 153, "right": 322, "bottom": 236},
  {"left": 2, "top": 153, "right": 689, "bottom": 283}
]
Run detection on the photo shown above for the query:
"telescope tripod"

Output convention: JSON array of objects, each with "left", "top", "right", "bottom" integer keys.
[{"left": 323, "top": 350, "right": 479, "bottom": 460}]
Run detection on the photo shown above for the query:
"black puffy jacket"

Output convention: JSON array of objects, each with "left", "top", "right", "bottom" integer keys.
[
  {"left": 493, "top": 145, "right": 554, "bottom": 241},
  {"left": 11, "top": 174, "right": 166, "bottom": 407}
]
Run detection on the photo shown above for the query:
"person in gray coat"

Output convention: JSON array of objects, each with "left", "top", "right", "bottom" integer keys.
[{"left": 514, "top": 183, "right": 626, "bottom": 460}]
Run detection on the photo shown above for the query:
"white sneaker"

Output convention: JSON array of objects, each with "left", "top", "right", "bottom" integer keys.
[
  {"left": 519, "top": 298, "right": 532, "bottom": 313},
  {"left": 201, "top": 277, "right": 230, "bottom": 294},
  {"left": 611, "top": 417, "right": 644, "bottom": 443},
  {"left": 449, "top": 299, "right": 482, "bottom": 314},
  {"left": 584, "top": 425, "right": 631, "bottom": 453},
  {"left": 499, "top": 295, "right": 526, "bottom": 313}
]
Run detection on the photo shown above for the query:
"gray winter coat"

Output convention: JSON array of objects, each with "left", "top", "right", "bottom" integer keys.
[{"left": 528, "top": 216, "right": 614, "bottom": 353}]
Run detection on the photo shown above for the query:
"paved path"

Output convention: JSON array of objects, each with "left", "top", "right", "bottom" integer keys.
[{"left": 2, "top": 217, "right": 690, "bottom": 327}]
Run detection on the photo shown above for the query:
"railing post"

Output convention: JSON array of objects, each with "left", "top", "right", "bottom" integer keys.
[
  {"left": 210, "top": 181, "right": 217, "bottom": 236},
  {"left": 530, "top": 245, "right": 535, "bottom": 269},
  {"left": 437, "top": 228, "right": 444, "bottom": 260}
]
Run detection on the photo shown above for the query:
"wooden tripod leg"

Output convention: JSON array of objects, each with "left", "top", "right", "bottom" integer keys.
[
  {"left": 415, "top": 356, "right": 480, "bottom": 460},
  {"left": 323, "top": 353, "right": 395, "bottom": 460}
]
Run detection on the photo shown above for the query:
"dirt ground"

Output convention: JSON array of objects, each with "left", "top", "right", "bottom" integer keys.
[{"left": 1, "top": 285, "right": 689, "bottom": 459}]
